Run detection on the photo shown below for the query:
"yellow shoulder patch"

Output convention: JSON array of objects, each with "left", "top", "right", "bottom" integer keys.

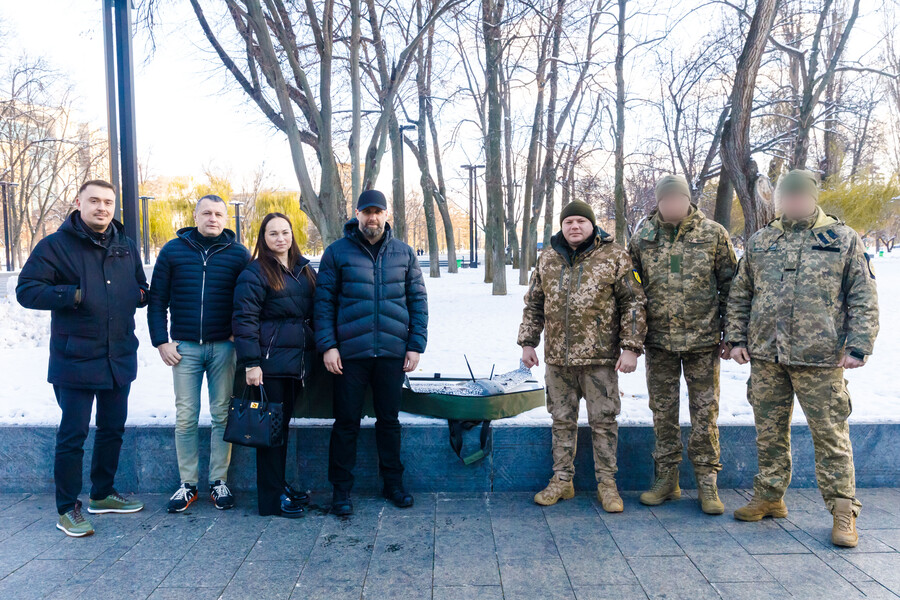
[{"left": 632, "top": 269, "right": 642, "bottom": 284}]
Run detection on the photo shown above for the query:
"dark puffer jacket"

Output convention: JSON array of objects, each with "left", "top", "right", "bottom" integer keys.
[
  {"left": 147, "top": 227, "right": 250, "bottom": 347},
  {"left": 232, "top": 257, "right": 316, "bottom": 378},
  {"left": 314, "top": 219, "right": 428, "bottom": 360},
  {"left": 16, "top": 212, "right": 149, "bottom": 389}
]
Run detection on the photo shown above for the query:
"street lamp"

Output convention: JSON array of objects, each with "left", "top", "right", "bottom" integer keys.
[
  {"left": 0, "top": 181, "right": 19, "bottom": 272},
  {"left": 460, "top": 164, "right": 484, "bottom": 268},
  {"left": 230, "top": 201, "right": 246, "bottom": 245},
  {"left": 398, "top": 124, "right": 416, "bottom": 193},
  {"left": 139, "top": 195, "right": 154, "bottom": 265}
]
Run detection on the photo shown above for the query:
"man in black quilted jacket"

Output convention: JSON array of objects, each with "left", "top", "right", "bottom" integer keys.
[{"left": 315, "top": 190, "right": 428, "bottom": 516}]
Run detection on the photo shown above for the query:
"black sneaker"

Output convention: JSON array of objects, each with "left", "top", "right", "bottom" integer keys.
[
  {"left": 210, "top": 480, "right": 235, "bottom": 510},
  {"left": 167, "top": 483, "right": 198, "bottom": 513},
  {"left": 331, "top": 489, "right": 353, "bottom": 517},
  {"left": 383, "top": 486, "right": 414, "bottom": 508},
  {"left": 279, "top": 494, "right": 305, "bottom": 519},
  {"left": 284, "top": 485, "right": 310, "bottom": 506}
]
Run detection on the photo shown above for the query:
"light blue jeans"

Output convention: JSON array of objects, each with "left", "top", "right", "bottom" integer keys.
[{"left": 172, "top": 340, "right": 235, "bottom": 485}]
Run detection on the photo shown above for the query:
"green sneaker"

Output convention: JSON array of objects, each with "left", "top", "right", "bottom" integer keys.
[
  {"left": 88, "top": 491, "right": 144, "bottom": 514},
  {"left": 57, "top": 502, "right": 94, "bottom": 537}
]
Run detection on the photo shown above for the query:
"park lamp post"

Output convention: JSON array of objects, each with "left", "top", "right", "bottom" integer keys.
[
  {"left": 230, "top": 200, "right": 246, "bottom": 245},
  {"left": 139, "top": 195, "right": 154, "bottom": 265},
  {"left": 0, "top": 181, "right": 20, "bottom": 272},
  {"left": 460, "top": 164, "right": 484, "bottom": 268}
]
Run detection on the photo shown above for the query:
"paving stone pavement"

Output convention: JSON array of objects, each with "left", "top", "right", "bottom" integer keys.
[{"left": 0, "top": 488, "right": 898, "bottom": 599}]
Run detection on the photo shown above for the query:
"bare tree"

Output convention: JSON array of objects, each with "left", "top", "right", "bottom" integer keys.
[
  {"left": 720, "top": 0, "right": 779, "bottom": 238},
  {"left": 186, "top": 0, "right": 460, "bottom": 244}
]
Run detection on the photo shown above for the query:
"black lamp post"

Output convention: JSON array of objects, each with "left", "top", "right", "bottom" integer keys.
[
  {"left": 0, "top": 181, "right": 19, "bottom": 271},
  {"left": 230, "top": 201, "right": 245, "bottom": 245},
  {"left": 460, "top": 164, "right": 484, "bottom": 267},
  {"left": 139, "top": 195, "right": 154, "bottom": 265}
]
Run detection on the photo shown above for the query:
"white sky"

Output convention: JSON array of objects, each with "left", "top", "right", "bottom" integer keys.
[{"left": 2, "top": 1, "right": 306, "bottom": 189}]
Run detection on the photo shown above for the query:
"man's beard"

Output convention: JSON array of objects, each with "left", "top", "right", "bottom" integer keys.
[{"left": 361, "top": 223, "right": 384, "bottom": 239}]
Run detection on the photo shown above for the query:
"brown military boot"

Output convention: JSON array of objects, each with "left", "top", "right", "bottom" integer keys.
[
  {"left": 697, "top": 473, "right": 724, "bottom": 515},
  {"left": 733, "top": 495, "right": 788, "bottom": 522},
  {"left": 640, "top": 467, "right": 681, "bottom": 506},
  {"left": 597, "top": 479, "right": 624, "bottom": 513},
  {"left": 534, "top": 475, "right": 575, "bottom": 506},
  {"left": 831, "top": 499, "right": 859, "bottom": 548}
]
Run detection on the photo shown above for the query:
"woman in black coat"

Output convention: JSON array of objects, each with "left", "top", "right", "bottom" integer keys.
[{"left": 232, "top": 212, "right": 316, "bottom": 517}]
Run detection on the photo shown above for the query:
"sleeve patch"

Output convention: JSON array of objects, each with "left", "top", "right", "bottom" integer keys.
[
  {"left": 632, "top": 269, "right": 642, "bottom": 284},
  {"left": 864, "top": 253, "right": 876, "bottom": 280}
]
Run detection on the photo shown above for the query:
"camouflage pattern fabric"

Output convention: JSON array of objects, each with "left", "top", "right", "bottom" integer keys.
[
  {"left": 628, "top": 205, "right": 737, "bottom": 352},
  {"left": 748, "top": 359, "right": 861, "bottom": 516},
  {"left": 545, "top": 364, "right": 620, "bottom": 482},
  {"left": 645, "top": 347, "right": 721, "bottom": 475},
  {"left": 518, "top": 228, "right": 647, "bottom": 366},
  {"left": 725, "top": 207, "right": 879, "bottom": 366}
]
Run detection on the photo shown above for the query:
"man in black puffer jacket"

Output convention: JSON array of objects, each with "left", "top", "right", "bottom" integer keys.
[
  {"left": 315, "top": 190, "right": 428, "bottom": 516},
  {"left": 147, "top": 195, "right": 250, "bottom": 513},
  {"left": 17, "top": 180, "right": 149, "bottom": 537}
]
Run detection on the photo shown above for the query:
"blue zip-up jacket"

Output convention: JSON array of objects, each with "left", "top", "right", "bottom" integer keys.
[
  {"left": 314, "top": 219, "right": 428, "bottom": 360},
  {"left": 147, "top": 227, "right": 250, "bottom": 347}
]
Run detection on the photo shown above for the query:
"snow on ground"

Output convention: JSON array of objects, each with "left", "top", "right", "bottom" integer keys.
[{"left": 1, "top": 254, "right": 897, "bottom": 426}]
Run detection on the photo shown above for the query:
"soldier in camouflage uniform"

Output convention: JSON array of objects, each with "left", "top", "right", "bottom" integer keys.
[
  {"left": 518, "top": 201, "right": 647, "bottom": 513},
  {"left": 628, "top": 175, "right": 737, "bottom": 515},
  {"left": 725, "top": 169, "right": 879, "bottom": 548}
]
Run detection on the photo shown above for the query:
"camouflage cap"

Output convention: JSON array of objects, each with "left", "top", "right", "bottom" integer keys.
[
  {"left": 655, "top": 175, "right": 690, "bottom": 202},
  {"left": 778, "top": 169, "right": 819, "bottom": 200},
  {"left": 560, "top": 201, "right": 596, "bottom": 226}
]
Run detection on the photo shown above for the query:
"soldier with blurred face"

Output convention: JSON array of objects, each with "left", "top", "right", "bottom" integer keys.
[
  {"left": 628, "top": 175, "right": 737, "bottom": 515},
  {"left": 518, "top": 201, "right": 647, "bottom": 513},
  {"left": 725, "top": 169, "right": 879, "bottom": 548}
]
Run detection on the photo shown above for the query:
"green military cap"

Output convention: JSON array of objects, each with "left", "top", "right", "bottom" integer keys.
[
  {"left": 655, "top": 174, "right": 691, "bottom": 202},
  {"left": 559, "top": 200, "right": 596, "bottom": 226},
  {"left": 779, "top": 169, "right": 819, "bottom": 200}
]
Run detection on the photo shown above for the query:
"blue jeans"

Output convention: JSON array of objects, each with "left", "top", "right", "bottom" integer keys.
[{"left": 172, "top": 340, "right": 235, "bottom": 485}]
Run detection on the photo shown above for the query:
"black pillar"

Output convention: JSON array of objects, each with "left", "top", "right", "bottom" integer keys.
[{"left": 104, "top": 0, "right": 140, "bottom": 253}]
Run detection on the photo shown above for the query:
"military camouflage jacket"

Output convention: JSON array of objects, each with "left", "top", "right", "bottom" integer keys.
[
  {"left": 725, "top": 207, "right": 879, "bottom": 367},
  {"left": 628, "top": 206, "right": 737, "bottom": 352},
  {"left": 518, "top": 228, "right": 647, "bottom": 367}
]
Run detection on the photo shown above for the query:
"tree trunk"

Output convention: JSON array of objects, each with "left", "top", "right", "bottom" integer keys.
[
  {"left": 349, "top": 0, "right": 361, "bottom": 202},
  {"left": 719, "top": 0, "right": 778, "bottom": 239},
  {"left": 518, "top": 57, "right": 547, "bottom": 285},
  {"left": 540, "top": 0, "right": 565, "bottom": 251},
  {"left": 713, "top": 176, "right": 733, "bottom": 232},
  {"left": 501, "top": 65, "right": 520, "bottom": 268},
  {"left": 389, "top": 112, "right": 407, "bottom": 242},
  {"left": 482, "top": 0, "right": 507, "bottom": 294},
  {"left": 613, "top": 0, "right": 627, "bottom": 244},
  {"left": 414, "top": 3, "right": 440, "bottom": 278}
]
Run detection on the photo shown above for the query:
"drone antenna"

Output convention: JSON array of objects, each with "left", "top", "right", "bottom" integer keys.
[{"left": 464, "top": 354, "right": 476, "bottom": 382}]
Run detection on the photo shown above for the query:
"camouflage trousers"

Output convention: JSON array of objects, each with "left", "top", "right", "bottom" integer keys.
[
  {"left": 545, "top": 364, "right": 620, "bottom": 482},
  {"left": 645, "top": 347, "right": 722, "bottom": 475},
  {"left": 748, "top": 360, "right": 860, "bottom": 516}
]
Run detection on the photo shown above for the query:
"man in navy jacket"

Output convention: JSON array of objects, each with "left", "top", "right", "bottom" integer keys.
[
  {"left": 147, "top": 195, "right": 250, "bottom": 513},
  {"left": 17, "top": 180, "right": 148, "bottom": 537},
  {"left": 315, "top": 190, "right": 428, "bottom": 516}
]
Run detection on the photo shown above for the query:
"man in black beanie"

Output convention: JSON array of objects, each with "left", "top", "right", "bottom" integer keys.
[
  {"left": 315, "top": 190, "right": 429, "bottom": 516},
  {"left": 519, "top": 200, "right": 647, "bottom": 512}
]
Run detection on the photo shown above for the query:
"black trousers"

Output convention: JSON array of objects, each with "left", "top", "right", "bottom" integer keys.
[
  {"left": 54, "top": 384, "right": 129, "bottom": 515},
  {"left": 255, "top": 377, "right": 297, "bottom": 516},
  {"left": 328, "top": 357, "right": 405, "bottom": 492}
]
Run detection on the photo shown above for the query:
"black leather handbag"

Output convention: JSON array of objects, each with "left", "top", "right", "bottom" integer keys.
[{"left": 224, "top": 383, "right": 284, "bottom": 448}]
